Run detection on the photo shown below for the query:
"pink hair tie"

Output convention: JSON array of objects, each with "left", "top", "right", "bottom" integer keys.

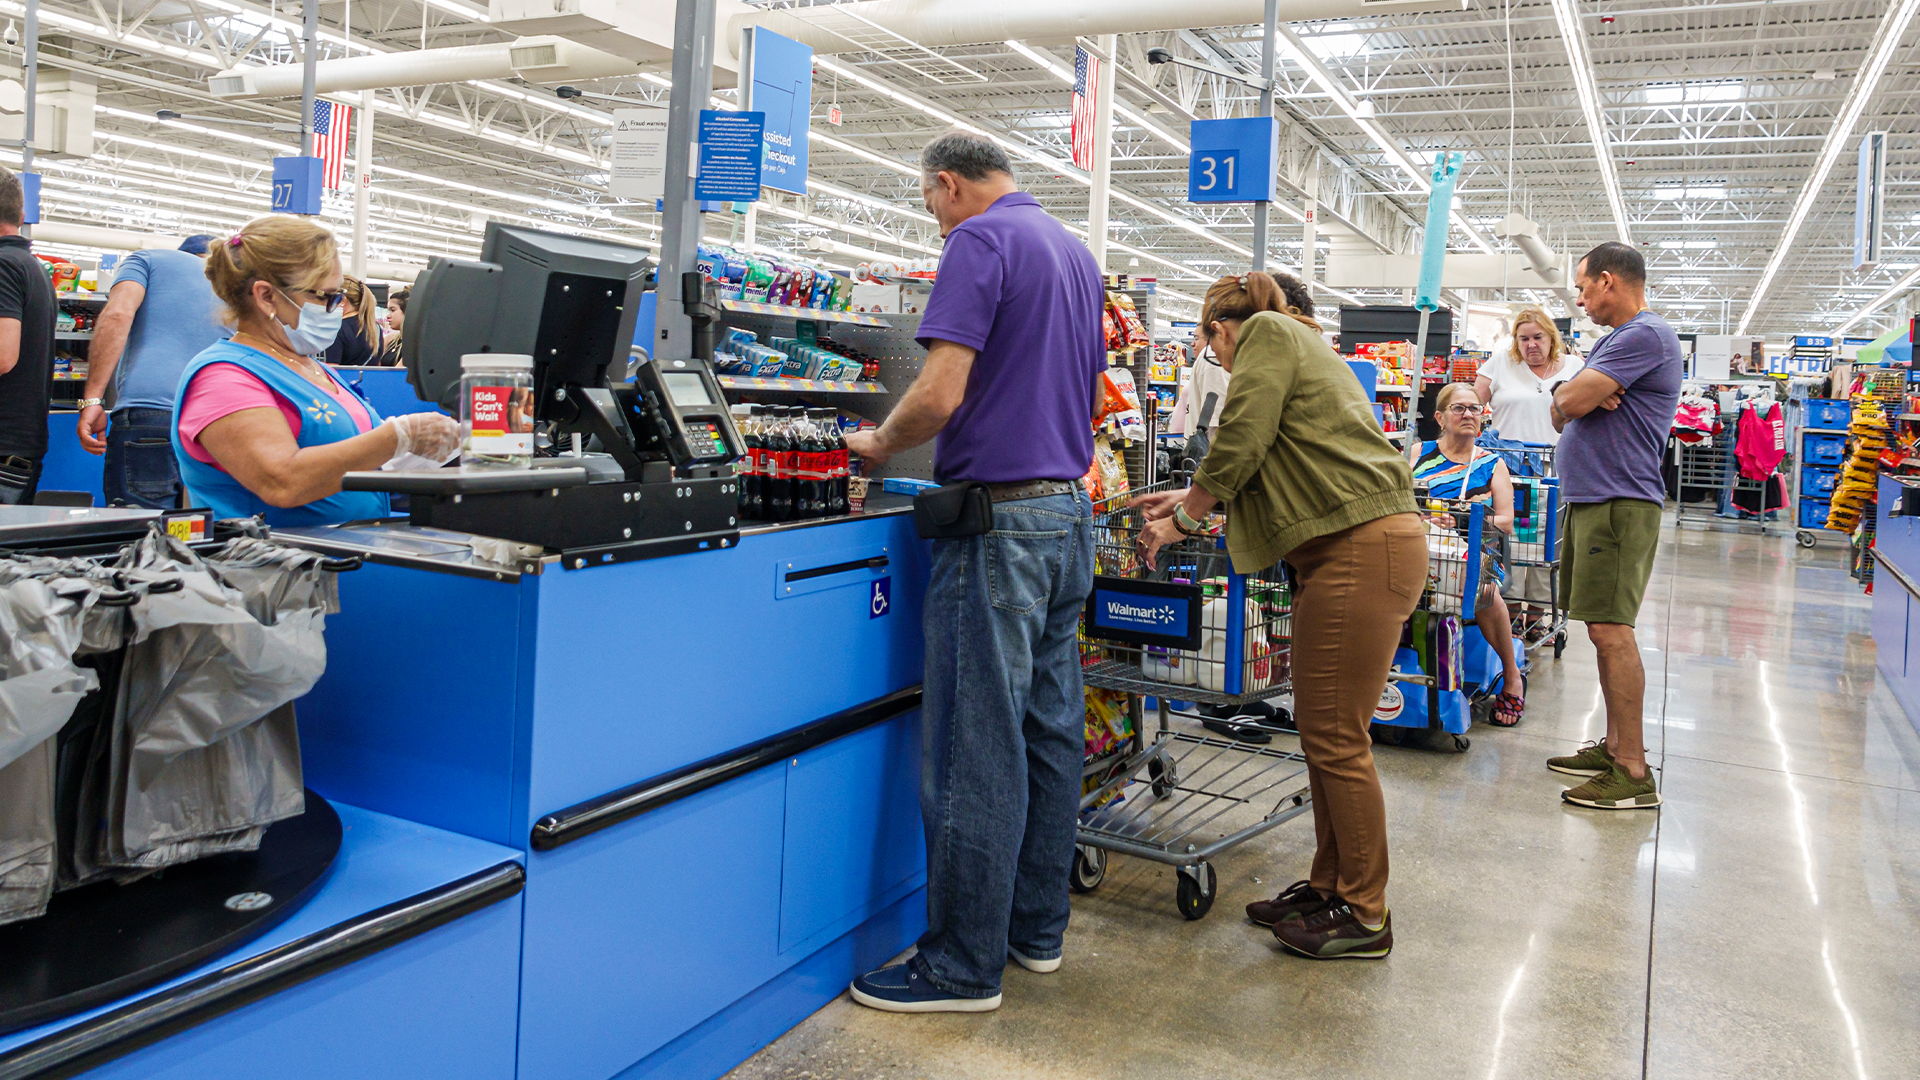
[{"left": 228, "top": 234, "right": 244, "bottom": 247}]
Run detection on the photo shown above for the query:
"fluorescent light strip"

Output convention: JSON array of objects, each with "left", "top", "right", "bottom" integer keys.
[
  {"left": 1741, "top": 0, "right": 1920, "bottom": 334},
  {"left": 1832, "top": 265, "right": 1920, "bottom": 335},
  {"left": 1549, "top": 0, "right": 1632, "bottom": 244}
]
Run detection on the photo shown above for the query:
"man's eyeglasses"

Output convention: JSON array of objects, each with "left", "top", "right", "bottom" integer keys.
[{"left": 1442, "top": 404, "right": 1485, "bottom": 417}]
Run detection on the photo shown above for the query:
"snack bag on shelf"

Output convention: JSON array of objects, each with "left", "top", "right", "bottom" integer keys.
[
  {"left": 1107, "top": 292, "right": 1151, "bottom": 348},
  {"left": 1103, "top": 307, "right": 1124, "bottom": 351},
  {"left": 740, "top": 259, "right": 776, "bottom": 303},
  {"left": 1100, "top": 369, "right": 1148, "bottom": 443},
  {"left": 1096, "top": 435, "right": 1130, "bottom": 503}
]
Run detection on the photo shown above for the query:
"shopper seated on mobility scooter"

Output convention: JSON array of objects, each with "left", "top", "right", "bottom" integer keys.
[{"left": 1408, "top": 382, "right": 1528, "bottom": 726}]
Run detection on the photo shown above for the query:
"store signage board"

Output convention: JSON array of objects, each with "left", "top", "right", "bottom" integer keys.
[
  {"left": 1188, "top": 117, "right": 1278, "bottom": 204},
  {"left": 1856, "top": 130, "right": 1886, "bottom": 269},
  {"left": 1083, "top": 576, "right": 1204, "bottom": 650},
  {"left": 1694, "top": 334, "right": 1734, "bottom": 381},
  {"left": 18, "top": 172, "right": 37, "bottom": 225},
  {"left": 271, "top": 156, "right": 323, "bottom": 215},
  {"left": 696, "top": 110, "right": 766, "bottom": 202},
  {"left": 609, "top": 107, "right": 670, "bottom": 201},
  {"left": 1796, "top": 335, "right": 1834, "bottom": 349},
  {"left": 746, "top": 27, "right": 812, "bottom": 195}
]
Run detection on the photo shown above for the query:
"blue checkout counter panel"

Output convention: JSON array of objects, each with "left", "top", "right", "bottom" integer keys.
[
  {"left": 0, "top": 804, "right": 525, "bottom": 1080},
  {"left": 1872, "top": 475, "right": 1920, "bottom": 737},
  {"left": 289, "top": 509, "right": 933, "bottom": 1080}
]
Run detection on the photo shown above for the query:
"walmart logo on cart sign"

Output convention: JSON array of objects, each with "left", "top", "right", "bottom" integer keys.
[{"left": 1099, "top": 598, "right": 1183, "bottom": 629}]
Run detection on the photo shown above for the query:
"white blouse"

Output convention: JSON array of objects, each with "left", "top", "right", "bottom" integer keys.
[{"left": 1483, "top": 354, "right": 1584, "bottom": 445}]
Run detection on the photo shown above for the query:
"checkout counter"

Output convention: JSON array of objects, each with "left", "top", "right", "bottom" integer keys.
[
  {"left": 1, "top": 222, "right": 933, "bottom": 1080},
  {"left": 1871, "top": 475, "right": 1920, "bottom": 735}
]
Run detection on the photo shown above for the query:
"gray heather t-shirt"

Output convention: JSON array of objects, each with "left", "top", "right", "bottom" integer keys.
[{"left": 1557, "top": 310, "right": 1683, "bottom": 504}]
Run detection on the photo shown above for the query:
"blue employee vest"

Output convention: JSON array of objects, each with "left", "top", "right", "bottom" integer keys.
[{"left": 171, "top": 339, "right": 392, "bottom": 527}]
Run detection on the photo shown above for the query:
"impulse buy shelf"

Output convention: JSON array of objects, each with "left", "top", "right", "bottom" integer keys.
[
  {"left": 720, "top": 298, "right": 891, "bottom": 327},
  {"left": 717, "top": 375, "right": 891, "bottom": 395}
]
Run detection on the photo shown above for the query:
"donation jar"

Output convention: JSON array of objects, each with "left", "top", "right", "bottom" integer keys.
[{"left": 461, "top": 353, "right": 534, "bottom": 470}]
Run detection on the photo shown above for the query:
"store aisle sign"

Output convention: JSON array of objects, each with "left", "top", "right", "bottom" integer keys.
[
  {"left": 271, "top": 156, "right": 323, "bottom": 215},
  {"left": 1188, "top": 117, "right": 1278, "bottom": 204},
  {"left": 696, "top": 110, "right": 766, "bottom": 203},
  {"left": 1795, "top": 335, "right": 1834, "bottom": 349},
  {"left": 747, "top": 27, "right": 812, "bottom": 195},
  {"left": 609, "top": 107, "right": 670, "bottom": 201},
  {"left": 1084, "top": 577, "right": 1203, "bottom": 650},
  {"left": 18, "top": 172, "right": 37, "bottom": 224}
]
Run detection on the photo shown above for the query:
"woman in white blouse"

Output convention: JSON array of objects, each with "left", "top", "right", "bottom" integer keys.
[{"left": 1475, "top": 307, "right": 1582, "bottom": 445}]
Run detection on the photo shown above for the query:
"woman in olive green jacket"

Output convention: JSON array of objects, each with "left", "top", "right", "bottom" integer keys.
[{"left": 1134, "top": 271, "right": 1424, "bottom": 961}]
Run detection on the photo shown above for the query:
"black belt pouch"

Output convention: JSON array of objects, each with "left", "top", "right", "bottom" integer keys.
[{"left": 912, "top": 481, "right": 994, "bottom": 539}]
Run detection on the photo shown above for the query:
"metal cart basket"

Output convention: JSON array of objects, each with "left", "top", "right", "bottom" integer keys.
[
  {"left": 1476, "top": 442, "right": 1567, "bottom": 660},
  {"left": 1071, "top": 480, "right": 1312, "bottom": 920}
]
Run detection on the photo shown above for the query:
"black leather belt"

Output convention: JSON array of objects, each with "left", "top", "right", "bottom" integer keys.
[{"left": 984, "top": 479, "right": 1080, "bottom": 503}]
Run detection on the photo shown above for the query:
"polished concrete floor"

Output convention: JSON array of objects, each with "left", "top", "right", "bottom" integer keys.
[{"left": 726, "top": 519, "right": 1920, "bottom": 1080}]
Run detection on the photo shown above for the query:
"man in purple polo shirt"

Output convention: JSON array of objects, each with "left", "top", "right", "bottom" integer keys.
[
  {"left": 1546, "top": 241, "right": 1682, "bottom": 811},
  {"left": 845, "top": 129, "right": 1105, "bottom": 1014}
]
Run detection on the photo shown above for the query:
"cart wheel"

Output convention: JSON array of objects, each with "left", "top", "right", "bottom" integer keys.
[
  {"left": 1452, "top": 734, "right": 1472, "bottom": 753},
  {"left": 1553, "top": 631, "right": 1567, "bottom": 659},
  {"left": 1797, "top": 530, "right": 1817, "bottom": 549},
  {"left": 1069, "top": 845, "right": 1107, "bottom": 894},
  {"left": 1148, "top": 755, "right": 1177, "bottom": 799},
  {"left": 1175, "top": 862, "right": 1216, "bottom": 920}
]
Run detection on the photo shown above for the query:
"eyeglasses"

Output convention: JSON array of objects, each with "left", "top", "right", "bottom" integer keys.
[
  {"left": 277, "top": 284, "right": 348, "bottom": 313},
  {"left": 1442, "top": 404, "right": 1485, "bottom": 417}
]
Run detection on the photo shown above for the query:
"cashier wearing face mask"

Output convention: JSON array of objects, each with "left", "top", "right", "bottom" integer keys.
[{"left": 171, "top": 214, "right": 458, "bottom": 526}]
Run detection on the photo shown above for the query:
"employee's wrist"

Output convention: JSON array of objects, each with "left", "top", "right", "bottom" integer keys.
[{"left": 78, "top": 397, "right": 105, "bottom": 410}]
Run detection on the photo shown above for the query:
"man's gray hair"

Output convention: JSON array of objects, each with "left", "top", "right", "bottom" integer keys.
[{"left": 920, "top": 129, "right": 1015, "bottom": 185}]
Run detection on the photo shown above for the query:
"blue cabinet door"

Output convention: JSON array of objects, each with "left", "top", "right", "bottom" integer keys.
[
  {"left": 1874, "top": 581, "right": 1907, "bottom": 682},
  {"left": 779, "top": 710, "right": 926, "bottom": 954}
]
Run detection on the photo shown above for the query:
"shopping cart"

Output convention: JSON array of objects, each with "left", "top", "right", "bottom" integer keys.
[
  {"left": 1071, "top": 480, "right": 1312, "bottom": 921},
  {"left": 1470, "top": 440, "right": 1568, "bottom": 660},
  {"left": 1371, "top": 499, "right": 1490, "bottom": 753}
]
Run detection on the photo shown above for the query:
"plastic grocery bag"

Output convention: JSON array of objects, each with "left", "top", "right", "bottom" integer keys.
[{"left": 101, "top": 531, "right": 333, "bottom": 871}]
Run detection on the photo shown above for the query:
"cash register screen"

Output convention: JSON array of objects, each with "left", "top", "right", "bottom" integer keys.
[{"left": 661, "top": 372, "right": 713, "bottom": 407}]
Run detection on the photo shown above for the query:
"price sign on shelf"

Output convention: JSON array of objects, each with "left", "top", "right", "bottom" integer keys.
[{"left": 1187, "top": 117, "right": 1278, "bottom": 204}]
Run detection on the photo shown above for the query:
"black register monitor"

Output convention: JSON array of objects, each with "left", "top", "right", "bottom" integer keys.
[{"left": 405, "top": 222, "right": 652, "bottom": 413}]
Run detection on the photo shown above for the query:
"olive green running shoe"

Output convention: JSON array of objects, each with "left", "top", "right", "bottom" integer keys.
[
  {"left": 1561, "top": 763, "right": 1661, "bottom": 810},
  {"left": 1547, "top": 739, "right": 1613, "bottom": 777}
]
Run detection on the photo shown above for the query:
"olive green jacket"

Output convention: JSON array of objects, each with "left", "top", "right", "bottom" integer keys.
[{"left": 1190, "top": 311, "right": 1419, "bottom": 571}]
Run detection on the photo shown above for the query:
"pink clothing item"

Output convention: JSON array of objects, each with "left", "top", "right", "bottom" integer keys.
[
  {"left": 1734, "top": 401, "right": 1785, "bottom": 481},
  {"left": 178, "top": 356, "right": 375, "bottom": 470}
]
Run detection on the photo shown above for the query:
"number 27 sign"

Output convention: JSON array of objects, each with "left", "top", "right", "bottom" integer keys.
[{"left": 1188, "top": 117, "right": 1278, "bottom": 204}]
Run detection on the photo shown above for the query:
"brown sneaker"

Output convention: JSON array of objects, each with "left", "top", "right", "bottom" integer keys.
[
  {"left": 1245, "top": 880, "right": 1327, "bottom": 927},
  {"left": 1272, "top": 900, "right": 1393, "bottom": 960}
]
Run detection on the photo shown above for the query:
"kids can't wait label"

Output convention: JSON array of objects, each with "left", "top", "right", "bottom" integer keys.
[{"left": 468, "top": 385, "right": 533, "bottom": 455}]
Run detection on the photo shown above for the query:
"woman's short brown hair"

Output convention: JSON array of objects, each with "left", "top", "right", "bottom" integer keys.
[
  {"left": 1198, "top": 271, "right": 1321, "bottom": 339},
  {"left": 1507, "top": 307, "right": 1564, "bottom": 367},
  {"left": 204, "top": 215, "right": 340, "bottom": 327}
]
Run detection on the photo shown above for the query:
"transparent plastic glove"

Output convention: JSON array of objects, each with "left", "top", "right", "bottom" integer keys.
[{"left": 385, "top": 412, "right": 460, "bottom": 466}]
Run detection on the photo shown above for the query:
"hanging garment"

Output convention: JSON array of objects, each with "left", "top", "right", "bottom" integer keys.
[
  {"left": 1735, "top": 401, "right": 1787, "bottom": 481},
  {"left": 1732, "top": 475, "right": 1787, "bottom": 518},
  {"left": 1672, "top": 396, "right": 1718, "bottom": 447}
]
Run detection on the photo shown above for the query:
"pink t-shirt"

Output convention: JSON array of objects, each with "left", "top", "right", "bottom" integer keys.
[{"left": 178, "top": 358, "right": 375, "bottom": 470}]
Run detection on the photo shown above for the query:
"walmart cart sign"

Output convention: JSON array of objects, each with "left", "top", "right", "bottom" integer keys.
[{"left": 1085, "top": 577, "right": 1204, "bottom": 650}]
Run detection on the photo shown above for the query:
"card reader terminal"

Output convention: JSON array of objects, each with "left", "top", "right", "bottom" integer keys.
[{"left": 632, "top": 357, "right": 742, "bottom": 469}]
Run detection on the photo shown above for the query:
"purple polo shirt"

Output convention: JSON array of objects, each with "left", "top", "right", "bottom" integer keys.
[
  {"left": 1558, "top": 309, "right": 1683, "bottom": 504},
  {"left": 916, "top": 192, "right": 1105, "bottom": 483}
]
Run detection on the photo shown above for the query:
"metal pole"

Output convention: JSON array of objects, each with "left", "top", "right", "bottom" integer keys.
[
  {"left": 352, "top": 88, "right": 372, "bottom": 277},
  {"left": 300, "top": 0, "right": 317, "bottom": 156},
  {"left": 1087, "top": 34, "right": 1117, "bottom": 271},
  {"left": 738, "top": 25, "right": 756, "bottom": 256},
  {"left": 1252, "top": 0, "right": 1278, "bottom": 272},
  {"left": 21, "top": 0, "right": 35, "bottom": 180},
  {"left": 657, "top": 0, "right": 716, "bottom": 361},
  {"left": 1301, "top": 154, "right": 1319, "bottom": 288}
]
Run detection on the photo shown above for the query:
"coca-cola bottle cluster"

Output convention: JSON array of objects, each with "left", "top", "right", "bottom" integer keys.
[{"left": 736, "top": 405, "right": 849, "bottom": 522}]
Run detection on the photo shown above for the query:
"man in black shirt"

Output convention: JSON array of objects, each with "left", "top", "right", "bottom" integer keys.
[{"left": 0, "top": 167, "right": 55, "bottom": 504}]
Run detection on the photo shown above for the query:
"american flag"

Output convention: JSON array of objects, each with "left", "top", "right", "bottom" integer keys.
[
  {"left": 313, "top": 100, "right": 353, "bottom": 191},
  {"left": 1071, "top": 46, "right": 1100, "bottom": 171}
]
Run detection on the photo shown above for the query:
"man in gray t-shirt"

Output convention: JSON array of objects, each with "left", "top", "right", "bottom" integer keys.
[{"left": 1544, "top": 242, "right": 1681, "bottom": 812}]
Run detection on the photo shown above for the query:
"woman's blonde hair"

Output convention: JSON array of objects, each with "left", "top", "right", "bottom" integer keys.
[
  {"left": 204, "top": 215, "right": 340, "bottom": 328},
  {"left": 1507, "top": 307, "right": 1564, "bottom": 367},
  {"left": 1436, "top": 381, "right": 1484, "bottom": 414},
  {"left": 341, "top": 276, "right": 381, "bottom": 351},
  {"left": 1199, "top": 270, "right": 1322, "bottom": 339}
]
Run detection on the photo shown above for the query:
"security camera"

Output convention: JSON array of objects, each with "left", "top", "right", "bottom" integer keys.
[
  {"left": 1147, "top": 48, "right": 1172, "bottom": 65},
  {"left": 155, "top": 109, "right": 181, "bottom": 120},
  {"left": 555, "top": 85, "right": 582, "bottom": 100}
]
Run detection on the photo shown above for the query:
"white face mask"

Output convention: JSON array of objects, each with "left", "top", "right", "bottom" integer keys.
[{"left": 273, "top": 285, "right": 343, "bottom": 357}]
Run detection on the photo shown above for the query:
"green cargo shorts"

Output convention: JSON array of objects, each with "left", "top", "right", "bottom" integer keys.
[{"left": 1558, "top": 499, "right": 1662, "bottom": 627}]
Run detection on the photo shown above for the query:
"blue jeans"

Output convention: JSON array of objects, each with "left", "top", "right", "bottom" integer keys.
[
  {"left": 911, "top": 487, "right": 1094, "bottom": 998},
  {"left": 104, "top": 407, "right": 182, "bottom": 509}
]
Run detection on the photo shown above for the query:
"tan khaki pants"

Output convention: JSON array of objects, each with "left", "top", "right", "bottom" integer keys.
[{"left": 1285, "top": 512, "right": 1425, "bottom": 924}]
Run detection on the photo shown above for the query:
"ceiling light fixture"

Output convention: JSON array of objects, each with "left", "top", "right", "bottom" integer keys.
[
  {"left": 1740, "top": 0, "right": 1920, "bottom": 334},
  {"left": 1832, "top": 265, "right": 1920, "bottom": 336},
  {"left": 1549, "top": 0, "right": 1632, "bottom": 243}
]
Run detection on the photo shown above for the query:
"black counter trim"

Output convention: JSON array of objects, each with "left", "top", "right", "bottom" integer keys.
[
  {"left": 531, "top": 684, "right": 923, "bottom": 851},
  {"left": 785, "top": 554, "right": 889, "bottom": 582},
  {"left": 0, "top": 861, "right": 526, "bottom": 1080}
]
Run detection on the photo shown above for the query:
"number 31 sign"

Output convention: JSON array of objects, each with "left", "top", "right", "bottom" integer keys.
[{"left": 1188, "top": 117, "right": 1278, "bottom": 205}]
